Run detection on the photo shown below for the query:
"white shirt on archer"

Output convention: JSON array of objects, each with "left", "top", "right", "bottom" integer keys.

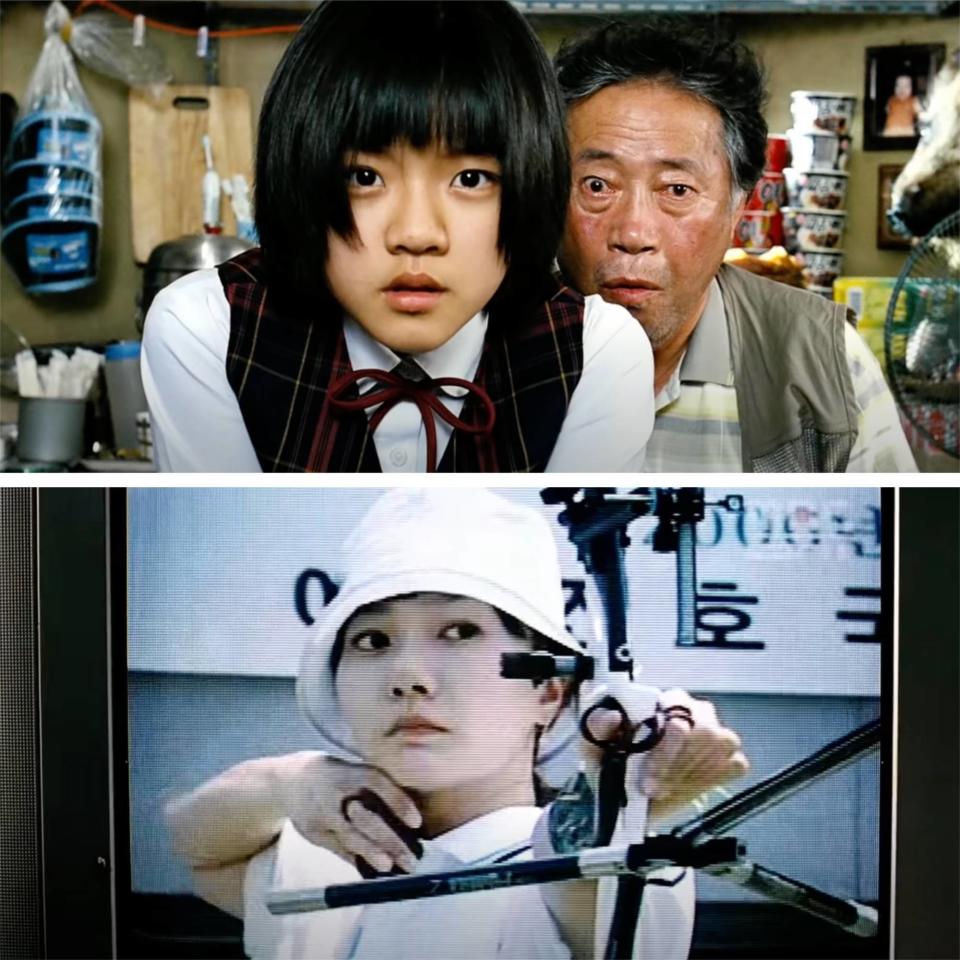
[
  {"left": 140, "top": 269, "right": 655, "bottom": 473},
  {"left": 243, "top": 806, "right": 695, "bottom": 960}
]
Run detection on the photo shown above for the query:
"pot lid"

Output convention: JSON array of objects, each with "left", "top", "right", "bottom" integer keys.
[{"left": 145, "top": 233, "right": 254, "bottom": 271}]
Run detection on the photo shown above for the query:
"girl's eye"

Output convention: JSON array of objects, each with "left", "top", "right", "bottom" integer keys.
[
  {"left": 350, "top": 630, "right": 391, "bottom": 651},
  {"left": 452, "top": 169, "right": 499, "bottom": 189},
  {"left": 346, "top": 167, "right": 383, "bottom": 188},
  {"left": 440, "top": 621, "right": 481, "bottom": 642}
]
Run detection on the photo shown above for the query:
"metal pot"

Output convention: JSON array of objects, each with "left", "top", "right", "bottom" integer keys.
[{"left": 138, "top": 233, "right": 254, "bottom": 329}]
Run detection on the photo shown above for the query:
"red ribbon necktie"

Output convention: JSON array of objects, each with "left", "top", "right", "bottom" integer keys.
[{"left": 327, "top": 363, "right": 496, "bottom": 472}]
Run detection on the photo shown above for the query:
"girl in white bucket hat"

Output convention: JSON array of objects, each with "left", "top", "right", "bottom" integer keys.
[
  {"left": 296, "top": 487, "right": 584, "bottom": 780},
  {"left": 166, "top": 488, "right": 747, "bottom": 960}
]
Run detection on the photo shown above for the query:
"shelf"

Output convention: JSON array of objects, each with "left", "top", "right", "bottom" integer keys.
[{"left": 513, "top": 1, "right": 956, "bottom": 14}]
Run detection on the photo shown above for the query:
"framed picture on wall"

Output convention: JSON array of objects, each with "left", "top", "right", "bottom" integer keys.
[
  {"left": 877, "top": 164, "right": 911, "bottom": 250},
  {"left": 864, "top": 44, "right": 946, "bottom": 150}
]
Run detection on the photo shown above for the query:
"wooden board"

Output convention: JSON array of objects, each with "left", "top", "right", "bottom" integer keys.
[{"left": 128, "top": 85, "right": 253, "bottom": 263}]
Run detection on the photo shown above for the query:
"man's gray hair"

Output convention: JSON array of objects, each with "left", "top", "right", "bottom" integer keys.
[{"left": 555, "top": 17, "right": 769, "bottom": 201}]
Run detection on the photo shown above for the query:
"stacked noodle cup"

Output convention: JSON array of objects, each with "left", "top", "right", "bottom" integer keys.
[{"left": 783, "top": 91, "right": 856, "bottom": 297}]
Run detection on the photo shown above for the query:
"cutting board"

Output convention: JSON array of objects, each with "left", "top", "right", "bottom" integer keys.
[{"left": 128, "top": 85, "right": 253, "bottom": 263}]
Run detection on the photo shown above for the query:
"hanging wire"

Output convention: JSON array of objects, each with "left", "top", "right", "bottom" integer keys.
[{"left": 73, "top": 0, "right": 301, "bottom": 38}]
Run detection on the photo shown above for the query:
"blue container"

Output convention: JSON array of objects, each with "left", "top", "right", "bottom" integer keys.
[
  {"left": 9, "top": 110, "right": 102, "bottom": 168},
  {"left": 0, "top": 216, "right": 100, "bottom": 293}
]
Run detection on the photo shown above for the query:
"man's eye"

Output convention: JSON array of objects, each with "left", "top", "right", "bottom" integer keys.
[
  {"left": 666, "top": 184, "right": 693, "bottom": 198},
  {"left": 452, "top": 169, "right": 499, "bottom": 189},
  {"left": 350, "top": 630, "right": 391, "bottom": 651},
  {"left": 440, "top": 622, "right": 481, "bottom": 642},
  {"left": 346, "top": 167, "right": 383, "bottom": 188},
  {"left": 583, "top": 177, "right": 608, "bottom": 194}
]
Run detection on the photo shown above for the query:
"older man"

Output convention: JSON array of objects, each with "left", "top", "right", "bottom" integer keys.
[{"left": 555, "top": 18, "right": 916, "bottom": 472}]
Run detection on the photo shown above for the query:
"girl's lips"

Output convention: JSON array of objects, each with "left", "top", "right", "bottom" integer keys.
[
  {"left": 383, "top": 289, "right": 446, "bottom": 313},
  {"left": 389, "top": 717, "right": 449, "bottom": 736}
]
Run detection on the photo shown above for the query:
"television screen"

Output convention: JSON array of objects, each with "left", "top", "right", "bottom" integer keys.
[{"left": 123, "top": 486, "right": 891, "bottom": 959}]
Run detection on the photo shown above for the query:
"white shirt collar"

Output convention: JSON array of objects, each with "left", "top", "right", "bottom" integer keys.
[
  {"left": 342, "top": 311, "right": 488, "bottom": 399},
  {"left": 654, "top": 278, "right": 733, "bottom": 409},
  {"left": 415, "top": 806, "right": 540, "bottom": 872}
]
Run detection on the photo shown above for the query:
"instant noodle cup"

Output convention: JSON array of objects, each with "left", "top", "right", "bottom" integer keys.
[
  {"left": 789, "top": 91, "right": 857, "bottom": 135},
  {"left": 781, "top": 207, "right": 846, "bottom": 253},
  {"left": 783, "top": 168, "right": 849, "bottom": 210},
  {"left": 745, "top": 171, "right": 786, "bottom": 212},
  {"left": 765, "top": 135, "right": 790, "bottom": 173},
  {"left": 786, "top": 128, "right": 840, "bottom": 172},
  {"left": 797, "top": 249, "right": 844, "bottom": 289},
  {"left": 734, "top": 211, "right": 776, "bottom": 252}
]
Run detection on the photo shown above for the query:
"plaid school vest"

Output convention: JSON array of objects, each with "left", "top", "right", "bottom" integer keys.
[{"left": 219, "top": 249, "right": 584, "bottom": 472}]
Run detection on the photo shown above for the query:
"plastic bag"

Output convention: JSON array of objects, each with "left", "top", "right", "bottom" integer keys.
[
  {"left": 59, "top": 5, "right": 172, "bottom": 89},
  {"left": 1, "top": 1, "right": 102, "bottom": 294},
  {"left": 19, "top": 4, "right": 96, "bottom": 117}
]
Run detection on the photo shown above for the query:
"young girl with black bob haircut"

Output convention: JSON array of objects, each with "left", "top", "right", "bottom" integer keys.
[{"left": 142, "top": 1, "right": 653, "bottom": 473}]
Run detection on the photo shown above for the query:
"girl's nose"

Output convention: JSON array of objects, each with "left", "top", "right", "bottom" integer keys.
[
  {"left": 385, "top": 186, "right": 448, "bottom": 256},
  {"left": 391, "top": 680, "right": 431, "bottom": 698},
  {"left": 388, "top": 659, "right": 437, "bottom": 699}
]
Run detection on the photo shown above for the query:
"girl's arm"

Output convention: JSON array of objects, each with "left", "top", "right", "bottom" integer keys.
[
  {"left": 140, "top": 269, "right": 261, "bottom": 472},
  {"left": 165, "top": 750, "right": 422, "bottom": 917},
  {"left": 545, "top": 295, "right": 654, "bottom": 472},
  {"left": 165, "top": 751, "right": 324, "bottom": 917}
]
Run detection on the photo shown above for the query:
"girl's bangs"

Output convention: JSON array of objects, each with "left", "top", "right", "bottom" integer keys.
[{"left": 344, "top": 53, "right": 507, "bottom": 159}]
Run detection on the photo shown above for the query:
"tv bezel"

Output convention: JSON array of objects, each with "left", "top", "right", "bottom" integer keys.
[{"left": 26, "top": 486, "right": 959, "bottom": 959}]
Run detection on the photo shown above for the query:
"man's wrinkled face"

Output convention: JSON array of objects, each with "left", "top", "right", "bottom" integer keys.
[{"left": 559, "top": 81, "right": 745, "bottom": 351}]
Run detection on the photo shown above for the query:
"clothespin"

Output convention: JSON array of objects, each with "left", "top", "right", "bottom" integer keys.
[
  {"left": 132, "top": 14, "right": 145, "bottom": 48},
  {"left": 197, "top": 25, "right": 209, "bottom": 59}
]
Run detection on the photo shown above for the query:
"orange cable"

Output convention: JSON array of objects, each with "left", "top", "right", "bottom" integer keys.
[{"left": 73, "top": 0, "right": 300, "bottom": 37}]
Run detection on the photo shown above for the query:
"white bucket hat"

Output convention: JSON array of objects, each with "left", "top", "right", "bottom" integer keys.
[{"left": 297, "top": 488, "right": 584, "bottom": 763}]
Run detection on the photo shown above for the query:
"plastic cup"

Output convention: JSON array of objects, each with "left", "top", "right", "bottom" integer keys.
[{"left": 103, "top": 341, "right": 149, "bottom": 452}]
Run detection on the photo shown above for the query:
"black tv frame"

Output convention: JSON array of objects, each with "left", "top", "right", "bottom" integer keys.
[{"left": 21, "top": 487, "right": 958, "bottom": 959}]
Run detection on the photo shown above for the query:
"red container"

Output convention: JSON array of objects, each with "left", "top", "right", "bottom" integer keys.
[
  {"left": 765, "top": 135, "right": 790, "bottom": 173},
  {"left": 746, "top": 171, "right": 786, "bottom": 212},
  {"left": 769, "top": 210, "right": 784, "bottom": 247}
]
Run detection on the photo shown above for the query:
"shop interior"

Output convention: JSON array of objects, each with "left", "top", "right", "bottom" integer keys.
[{"left": 0, "top": 0, "right": 957, "bottom": 471}]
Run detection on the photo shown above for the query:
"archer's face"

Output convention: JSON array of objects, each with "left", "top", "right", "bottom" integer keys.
[{"left": 335, "top": 594, "right": 561, "bottom": 797}]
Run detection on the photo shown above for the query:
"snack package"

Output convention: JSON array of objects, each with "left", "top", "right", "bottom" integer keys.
[{"left": 833, "top": 277, "right": 902, "bottom": 370}]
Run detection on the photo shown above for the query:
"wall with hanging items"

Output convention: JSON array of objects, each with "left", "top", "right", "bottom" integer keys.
[
  {"left": 0, "top": 2, "right": 289, "bottom": 353},
  {"left": 0, "top": 3, "right": 951, "bottom": 352}
]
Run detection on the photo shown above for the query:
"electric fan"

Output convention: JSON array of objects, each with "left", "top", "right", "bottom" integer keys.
[{"left": 884, "top": 210, "right": 960, "bottom": 460}]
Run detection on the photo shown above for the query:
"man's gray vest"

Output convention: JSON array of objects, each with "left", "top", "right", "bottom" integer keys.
[{"left": 716, "top": 263, "right": 859, "bottom": 472}]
